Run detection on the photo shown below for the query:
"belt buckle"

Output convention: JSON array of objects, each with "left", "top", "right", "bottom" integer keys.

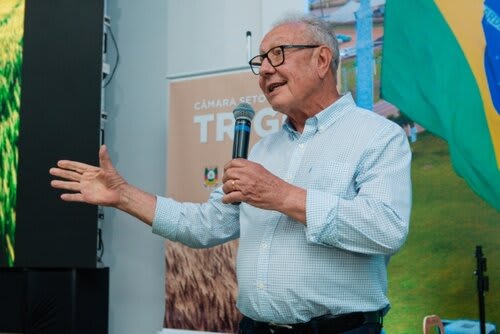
[
  {"left": 269, "top": 322, "right": 294, "bottom": 329},
  {"left": 269, "top": 322, "right": 294, "bottom": 333}
]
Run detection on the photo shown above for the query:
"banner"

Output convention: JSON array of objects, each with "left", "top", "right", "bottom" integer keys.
[
  {"left": 381, "top": 0, "right": 500, "bottom": 210},
  {"left": 166, "top": 70, "right": 279, "bottom": 332}
]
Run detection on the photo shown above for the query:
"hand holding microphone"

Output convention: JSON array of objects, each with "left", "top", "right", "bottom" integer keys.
[
  {"left": 229, "top": 103, "right": 255, "bottom": 205},
  {"left": 223, "top": 104, "right": 299, "bottom": 213}
]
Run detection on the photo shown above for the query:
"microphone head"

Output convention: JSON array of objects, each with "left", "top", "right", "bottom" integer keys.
[{"left": 233, "top": 103, "right": 255, "bottom": 121}]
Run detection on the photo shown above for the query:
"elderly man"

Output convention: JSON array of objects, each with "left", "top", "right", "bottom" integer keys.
[{"left": 50, "top": 14, "right": 411, "bottom": 334}]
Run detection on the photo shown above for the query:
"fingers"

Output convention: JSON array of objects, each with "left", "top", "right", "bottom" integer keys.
[
  {"left": 223, "top": 158, "right": 249, "bottom": 173},
  {"left": 53, "top": 146, "right": 109, "bottom": 173},
  {"left": 50, "top": 148, "right": 103, "bottom": 180},
  {"left": 49, "top": 147, "right": 109, "bottom": 204},
  {"left": 50, "top": 179, "right": 81, "bottom": 192},
  {"left": 60, "top": 193, "right": 85, "bottom": 202},
  {"left": 222, "top": 179, "right": 243, "bottom": 204},
  {"left": 222, "top": 178, "right": 240, "bottom": 194},
  {"left": 222, "top": 159, "right": 252, "bottom": 184},
  {"left": 56, "top": 159, "right": 97, "bottom": 174},
  {"left": 49, "top": 167, "right": 82, "bottom": 182},
  {"left": 99, "top": 145, "right": 114, "bottom": 170},
  {"left": 222, "top": 192, "right": 241, "bottom": 204}
]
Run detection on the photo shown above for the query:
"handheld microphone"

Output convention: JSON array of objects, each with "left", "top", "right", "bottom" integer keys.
[
  {"left": 231, "top": 103, "right": 254, "bottom": 206},
  {"left": 232, "top": 102, "right": 255, "bottom": 159}
]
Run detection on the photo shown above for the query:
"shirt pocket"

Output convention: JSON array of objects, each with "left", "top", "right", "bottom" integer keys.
[{"left": 307, "top": 160, "right": 353, "bottom": 197}]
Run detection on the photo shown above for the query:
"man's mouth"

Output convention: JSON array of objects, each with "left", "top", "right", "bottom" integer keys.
[{"left": 268, "top": 82, "right": 286, "bottom": 93}]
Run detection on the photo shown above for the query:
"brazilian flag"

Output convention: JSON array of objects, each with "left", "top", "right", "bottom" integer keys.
[{"left": 381, "top": 0, "right": 500, "bottom": 211}]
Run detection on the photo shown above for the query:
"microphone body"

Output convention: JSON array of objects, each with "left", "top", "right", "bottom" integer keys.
[
  {"left": 232, "top": 103, "right": 255, "bottom": 159},
  {"left": 231, "top": 103, "right": 255, "bottom": 205},
  {"left": 233, "top": 118, "right": 251, "bottom": 159}
]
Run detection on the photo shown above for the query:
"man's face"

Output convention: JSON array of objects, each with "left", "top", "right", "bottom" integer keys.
[{"left": 258, "top": 23, "right": 319, "bottom": 115}]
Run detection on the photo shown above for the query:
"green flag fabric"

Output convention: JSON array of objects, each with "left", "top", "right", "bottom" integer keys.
[{"left": 381, "top": 0, "right": 500, "bottom": 211}]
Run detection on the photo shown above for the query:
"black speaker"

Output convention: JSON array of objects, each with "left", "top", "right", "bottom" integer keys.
[{"left": 0, "top": 268, "right": 109, "bottom": 334}]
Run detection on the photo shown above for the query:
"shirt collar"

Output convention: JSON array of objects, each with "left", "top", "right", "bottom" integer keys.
[{"left": 282, "top": 93, "right": 356, "bottom": 137}]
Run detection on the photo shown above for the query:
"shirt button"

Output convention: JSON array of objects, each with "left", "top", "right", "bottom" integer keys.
[
  {"left": 298, "top": 143, "right": 305, "bottom": 149},
  {"left": 261, "top": 243, "right": 268, "bottom": 249},
  {"left": 257, "top": 282, "right": 265, "bottom": 289}
]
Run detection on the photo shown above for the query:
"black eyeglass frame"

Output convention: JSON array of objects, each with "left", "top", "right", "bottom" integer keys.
[{"left": 248, "top": 44, "right": 321, "bottom": 75}]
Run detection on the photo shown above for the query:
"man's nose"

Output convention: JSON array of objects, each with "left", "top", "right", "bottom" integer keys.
[{"left": 259, "top": 57, "right": 275, "bottom": 75}]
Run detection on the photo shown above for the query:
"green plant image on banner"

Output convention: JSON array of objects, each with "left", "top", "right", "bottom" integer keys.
[{"left": 0, "top": 0, "right": 24, "bottom": 267}]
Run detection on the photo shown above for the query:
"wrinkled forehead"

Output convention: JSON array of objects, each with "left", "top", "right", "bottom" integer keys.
[{"left": 259, "top": 22, "right": 309, "bottom": 53}]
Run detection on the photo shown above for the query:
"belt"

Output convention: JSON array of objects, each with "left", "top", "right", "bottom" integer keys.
[{"left": 244, "top": 310, "right": 383, "bottom": 334}]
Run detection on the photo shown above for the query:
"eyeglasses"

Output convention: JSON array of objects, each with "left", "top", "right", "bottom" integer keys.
[{"left": 248, "top": 44, "right": 320, "bottom": 75}]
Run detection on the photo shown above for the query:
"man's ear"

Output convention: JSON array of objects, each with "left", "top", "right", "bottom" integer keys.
[{"left": 316, "top": 46, "right": 333, "bottom": 79}]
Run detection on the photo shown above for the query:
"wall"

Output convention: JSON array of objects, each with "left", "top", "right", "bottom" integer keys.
[
  {"left": 102, "top": 1, "right": 167, "bottom": 333},
  {"left": 103, "top": 1, "right": 304, "bottom": 334},
  {"left": 167, "top": 0, "right": 306, "bottom": 76}
]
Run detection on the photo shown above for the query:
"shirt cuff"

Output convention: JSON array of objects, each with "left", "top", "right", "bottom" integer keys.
[{"left": 305, "top": 189, "right": 340, "bottom": 246}]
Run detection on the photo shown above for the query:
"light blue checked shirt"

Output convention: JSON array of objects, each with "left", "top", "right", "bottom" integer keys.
[{"left": 153, "top": 93, "right": 412, "bottom": 324}]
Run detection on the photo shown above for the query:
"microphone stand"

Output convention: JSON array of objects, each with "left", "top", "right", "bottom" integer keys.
[
  {"left": 246, "top": 31, "right": 252, "bottom": 62},
  {"left": 474, "top": 245, "right": 488, "bottom": 334}
]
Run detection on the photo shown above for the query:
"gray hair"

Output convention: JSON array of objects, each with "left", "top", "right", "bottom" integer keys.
[{"left": 271, "top": 13, "right": 340, "bottom": 73}]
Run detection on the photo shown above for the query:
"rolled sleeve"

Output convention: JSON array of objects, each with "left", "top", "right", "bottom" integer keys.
[
  {"left": 152, "top": 195, "right": 183, "bottom": 240},
  {"left": 305, "top": 190, "right": 340, "bottom": 245}
]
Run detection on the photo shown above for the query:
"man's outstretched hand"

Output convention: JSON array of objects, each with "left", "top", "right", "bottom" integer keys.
[{"left": 49, "top": 145, "right": 126, "bottom": 207}]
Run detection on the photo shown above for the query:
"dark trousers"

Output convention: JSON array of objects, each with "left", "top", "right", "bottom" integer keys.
[{"left": 238, "top": 316, "right": 382, "bottom": 334}]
